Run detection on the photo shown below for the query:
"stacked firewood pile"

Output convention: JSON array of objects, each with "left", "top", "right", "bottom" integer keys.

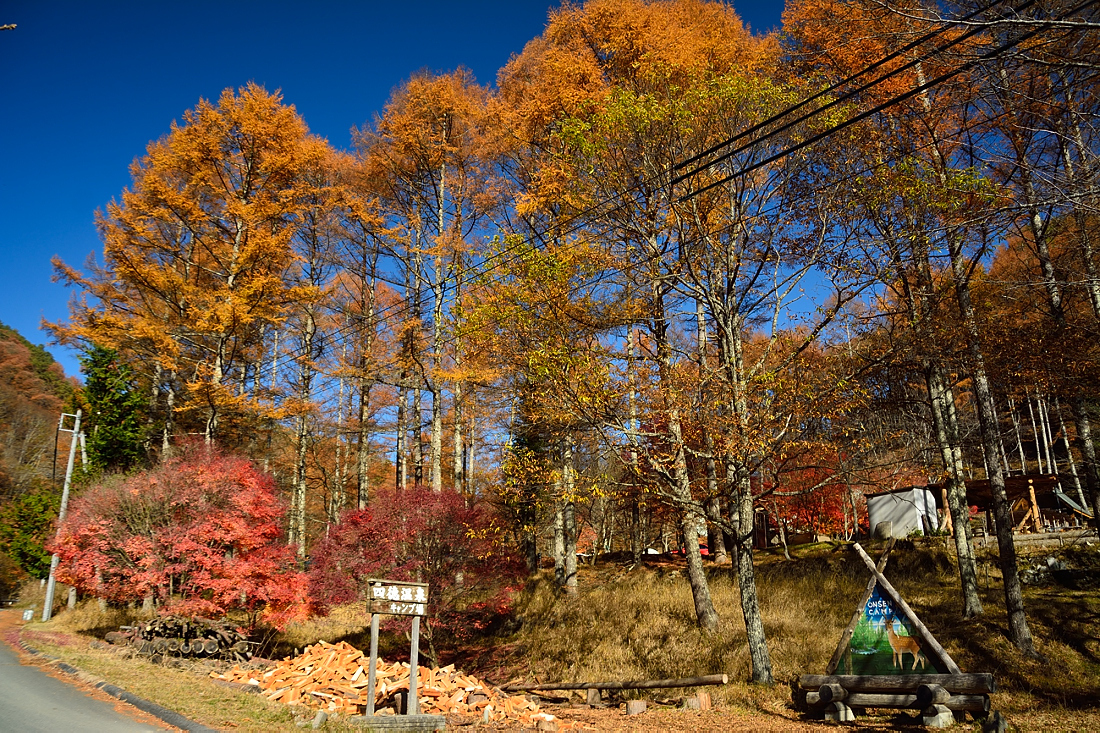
[
  {"left": 212, "top": 640, "right": 586, "bottom": 728},
  {"left": 105, "top": 616, "right": 253, "bottom": 661}
]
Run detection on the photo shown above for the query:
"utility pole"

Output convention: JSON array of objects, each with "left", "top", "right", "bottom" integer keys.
[{"left": 42, "top": 410, "right": 82, "bottom": 622}]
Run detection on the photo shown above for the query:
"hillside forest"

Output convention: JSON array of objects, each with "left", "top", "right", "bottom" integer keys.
[{"left": 4, "top": 0, "right": 1099, "bottom": 685}]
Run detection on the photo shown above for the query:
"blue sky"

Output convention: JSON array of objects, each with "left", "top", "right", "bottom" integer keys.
[{"left": 0, "top": 1, "right": 786, "bottom": 380}]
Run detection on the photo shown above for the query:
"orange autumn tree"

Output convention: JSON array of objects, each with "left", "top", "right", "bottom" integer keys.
[
  {"left": 491, "top": 0, "right": 873, "bottom": 685},
  {"left": 50, "top": 84, "right": 334, "bottom": 451},
  {"left": 355, "top": 70, "right": 494, "bottom": 495}
]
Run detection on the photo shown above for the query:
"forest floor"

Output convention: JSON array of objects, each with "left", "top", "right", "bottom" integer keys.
[{"left": 9, "top": 538, "right": 1100, "bottom": 731}]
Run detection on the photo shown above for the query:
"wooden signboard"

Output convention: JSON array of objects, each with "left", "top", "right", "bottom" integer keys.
[
  {"left": 368, "top": 579, "right": 428, "bottom": 617},
  {"left": 827, "top": 543, "right": 960, "bottom": 677},
  {"left": 836, "top": 581, "right": 950, "bottom": 675},
  {"left": 799, "top": 543, "right": 991, "bottom": 726}
]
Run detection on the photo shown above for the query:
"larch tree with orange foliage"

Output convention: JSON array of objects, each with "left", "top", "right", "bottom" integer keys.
[
  {"left": 49, "top": 84, "right": 334, "bottom": 452},
  {"left": 356, "top": 70, "right": 493, "bottom": 494}
]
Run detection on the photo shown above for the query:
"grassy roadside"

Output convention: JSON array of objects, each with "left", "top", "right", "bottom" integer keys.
[{"left": 10, "top": 620, "right": 361, "bottom": 732}]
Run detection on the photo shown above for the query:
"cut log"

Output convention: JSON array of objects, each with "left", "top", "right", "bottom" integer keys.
[
  {"left": 104, "top": 631, "right": 132, "bottom": 645},
  {"left": 817, "top": 683, "right": 847, "bottom": 703},
  {"left": 916, "top": 683, "right": 951, "bottom": 707},
  {"left": 799, "top": 674, "right": 995, "bottom": 695},
  {"left": 806, "top": 692, "right": 989, "bottom": 713}
]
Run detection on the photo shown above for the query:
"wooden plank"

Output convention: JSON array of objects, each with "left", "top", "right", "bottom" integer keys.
[
  {"left": 800, "top": 673, "right": 995, "bottom": 694},
  {"left": 852, "top": 542, "right": 963, "bottom": 675},
  {"left": 500, "top": 674, "right": 728, "bottom": 692},
  {"left": 825, "top": 539, "right": 894, "bottom": 675}
]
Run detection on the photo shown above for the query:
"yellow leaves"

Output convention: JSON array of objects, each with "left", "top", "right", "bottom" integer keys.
[{"left": 49, "top": 83, "right": 341, "bottom": 442}]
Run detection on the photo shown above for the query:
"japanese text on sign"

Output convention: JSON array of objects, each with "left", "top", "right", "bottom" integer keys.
[{"left": 368, "top": 580, "right": 428, "bottom": 616}]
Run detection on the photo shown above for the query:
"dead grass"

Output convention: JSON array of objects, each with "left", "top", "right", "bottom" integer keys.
[
  {"left": 467, "top": 540, "right": 1100, "bottom": 728},
  {"left": 12, "top": 541, "right": 1100, "bottom": 731}
]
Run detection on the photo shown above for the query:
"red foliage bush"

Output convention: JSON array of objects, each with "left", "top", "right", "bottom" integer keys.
[
  {"left": 51, "top": 446, "right": 307, "bottom": 626},
  {"left": 309, "top": 487, "right": 522, "bottom": 648}
]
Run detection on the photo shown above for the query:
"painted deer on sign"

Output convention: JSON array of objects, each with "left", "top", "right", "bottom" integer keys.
[{"left": 885, "top": 614, "right": 926, "bottom": 670}]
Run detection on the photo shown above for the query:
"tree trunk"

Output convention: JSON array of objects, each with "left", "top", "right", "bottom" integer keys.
[
  {"left": 357, "top": 369, "right": 372, "bottom": 508},
  {"left": 562, "top": 437, "right": 578, "bottom": 594},
  {"left": 715, "top": 309, "right": 772, "bottom": 680},
  {"left": 1055, "top": 398, "right": 1088, "bottom": 510},
  {"left": 917, "top": 61, "right": 1035, "bottom": 654},
  {"left": 453, "top": 378, "right": 465, "bottom": 493},
  {"left": 553, "top": 501, "right": 565, "bottom": 586},
  {"left": 946, "top": 234, "right": 1037, "bottom": 656},
  {"left": 926, "top": 365, "right": 983, "bottom": 617},
  {"left": 1009, "top": 397, "right": 1028, "bottom": 474},
  {"left": 1027, "top": 393, "right": 1044, "bottom": 474},
  {"left": 161, "top": 373, "right": 175, "bottom": 456},
  {"left": 730, "top": 467, "right": 774, "bottom": 683},
  {"left": 1069, "top": 400, "right": 1100, "bottom": 528},
  {"left": 412, "top": 387, "right": 424, "bottom": 486},
  {"left": 651, "top": 279, "right": 718, "bottom": 633}
]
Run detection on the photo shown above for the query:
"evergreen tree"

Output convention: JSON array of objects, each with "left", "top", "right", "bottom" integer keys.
[
  {"left": 0, "top": 488, "right": 60, "bottom": 578},
  {"left": 81, "top": 346, "right": 147, "bottom": 471}
]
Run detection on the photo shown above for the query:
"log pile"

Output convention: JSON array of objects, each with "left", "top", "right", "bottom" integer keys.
[
  {"left": 212, "top": 640, "right": 589, "bottom": 728},
  {"left": 105, "top": 616, "right": 253, "bottom": 661}
]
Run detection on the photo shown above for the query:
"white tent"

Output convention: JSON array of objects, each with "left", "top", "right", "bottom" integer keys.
[{"left": 867, "top": 488, "right": 938, "bottom": 538}]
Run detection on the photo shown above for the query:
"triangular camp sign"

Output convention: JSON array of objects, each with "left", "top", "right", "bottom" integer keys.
[{"left": 826, "top": 542, "right": 961, "bottom": 676}]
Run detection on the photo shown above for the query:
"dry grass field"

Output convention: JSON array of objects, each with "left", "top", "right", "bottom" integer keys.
[{"left": 9, "top": 539, "right": 1100, "bottom": 731}]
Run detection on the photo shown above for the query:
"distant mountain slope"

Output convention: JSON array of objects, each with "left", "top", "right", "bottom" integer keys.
[{"left": 0, "top": 322, "right": 76, "bottom": 498}]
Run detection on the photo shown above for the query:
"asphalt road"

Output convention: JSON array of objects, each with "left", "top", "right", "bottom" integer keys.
[{"left": 0, "top": 612, "right": 171, "bottom": 732}]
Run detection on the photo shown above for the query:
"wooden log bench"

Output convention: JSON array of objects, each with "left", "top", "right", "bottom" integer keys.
[{"left": 797, "top": 673, "right": 995, "bottom": 727}]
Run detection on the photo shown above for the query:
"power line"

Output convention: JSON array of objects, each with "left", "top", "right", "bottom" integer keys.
[
  {"left": 672, "top": 0, "right": 1028, "bottom": 184},
  {"left": 679, "top": 0, "right": 1098, "bottom": 202}
]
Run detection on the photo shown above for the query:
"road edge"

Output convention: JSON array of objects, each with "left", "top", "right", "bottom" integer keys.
[{"left": 15, "top": 636, "right": 219, "bottom": 733}]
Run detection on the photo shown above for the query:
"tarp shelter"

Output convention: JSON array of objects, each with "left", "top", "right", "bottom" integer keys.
[{"left": 867, "top": 487, "right": 938, "bottom": 538}]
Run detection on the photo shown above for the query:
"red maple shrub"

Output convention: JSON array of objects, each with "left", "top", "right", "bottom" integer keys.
[
  {"left": 309, "top": 486, "right": 522, "bottom": 655},
  {"left": 51, "top": 445, "right": 307, "bottom": 627}
]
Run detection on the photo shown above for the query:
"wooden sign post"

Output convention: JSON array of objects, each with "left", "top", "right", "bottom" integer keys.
[{"left": 364, "top": 579, "right": 429, "bottom": 717}]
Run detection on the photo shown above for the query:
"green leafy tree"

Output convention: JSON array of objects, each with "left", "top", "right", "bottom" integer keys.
[
  {"left": 0, "top": 487, "right": 60, "bottom": 578},
  {"left": 81, "top": 346, "right": 147, "bottom": 471}
]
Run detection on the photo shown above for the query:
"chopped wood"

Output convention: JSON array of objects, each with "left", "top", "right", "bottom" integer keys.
[{"left": 211, "top": 639, "right": 575, "bottom": 725}]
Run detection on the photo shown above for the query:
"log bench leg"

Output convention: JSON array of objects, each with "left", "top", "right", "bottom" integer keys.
[
  {"left": 825, "top": 702, "right": 855, "bottom": 722},
  {"left": 923, "top": 704, "right": 955, "bottom": 728}
]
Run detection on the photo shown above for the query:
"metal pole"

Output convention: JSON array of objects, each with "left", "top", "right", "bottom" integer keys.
[
  {"left": 43, "top": 410, "right": 81, "bottom": 622},
  {"left": 52, "top": 414, "right": 62, "bottom": 485},
  {"left": 365, "top": 612, "right": 379, "bottom": 716},
  {"left": 409, "top": 616, "right": 420, "bottom": 715}
]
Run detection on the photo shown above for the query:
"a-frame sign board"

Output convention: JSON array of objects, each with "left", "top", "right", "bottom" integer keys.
[{"left": 826, "top": 542, "right": 962, "bottom": 677}]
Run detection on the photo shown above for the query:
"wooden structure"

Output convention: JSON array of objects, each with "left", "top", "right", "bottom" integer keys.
[
  {"left": 927, "top": 475, "right": 1093, "bottom": 537},
  {"left": 795, "top": 542, "right": 995, "bottom": 727}
]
